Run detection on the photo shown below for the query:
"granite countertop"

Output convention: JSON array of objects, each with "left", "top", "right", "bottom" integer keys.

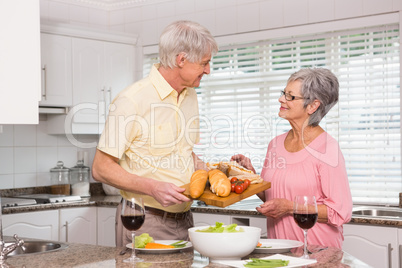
[
  {"left": 0, "top": 192, "right": 381, "bottom": 267},
  {"left": 4, "top": 194, "right": 402, "bottom": 227},
  {"left": 2, "top": 239, "right": 370, "bottom": 268}
]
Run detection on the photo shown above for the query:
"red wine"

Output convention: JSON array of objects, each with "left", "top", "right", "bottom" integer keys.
[
  {"left": 121, "top": 215, "right": 145, "bottom": 231},
  {"left": 294, "top": 213, "right": 318, "bottom": 229}
]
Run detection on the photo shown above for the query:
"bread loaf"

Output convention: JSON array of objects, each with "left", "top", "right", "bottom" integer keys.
[
  {"left": 208, "top": 169, "right": 231, "bottom": 197},
  {"left": 189, "top": 170, "right": 208, "bottom": 198},
  {"left": 207, "top": 161, "right": 262, "bottom": 184}
]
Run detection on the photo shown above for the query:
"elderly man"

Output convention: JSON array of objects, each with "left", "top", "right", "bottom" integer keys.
[{"left": 92, "top": 20, "right": 218, "bottom": 246}]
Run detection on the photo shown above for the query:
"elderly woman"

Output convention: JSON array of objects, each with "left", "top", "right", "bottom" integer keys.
[{"left": 232, "top": 68, "right": 352, "bottom": 249}]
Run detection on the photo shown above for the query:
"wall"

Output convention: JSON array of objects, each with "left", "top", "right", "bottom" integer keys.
[
  {"left": 0, "top": 121, "right": 97, "bottom": 189},
  {"left": 106, "top": 0, "right": 402, "bottom": 46},
  {"left": 39, "top": 0, "right": 402, "bottom": 76},
  {"left": 0, "top": 0, "right": 400, "bottom": 190}
]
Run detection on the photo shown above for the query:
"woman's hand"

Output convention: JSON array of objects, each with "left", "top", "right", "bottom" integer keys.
[
  {"left": 256, "top": 198, "right": 293, "bottom": 219},
  {"left": 231, "top": 154, "right": 256, "bottom": 173}
]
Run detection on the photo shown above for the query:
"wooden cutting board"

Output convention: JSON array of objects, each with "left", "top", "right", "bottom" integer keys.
[{"left": 181, "top": 181, "right": 270, "bottom": 208}]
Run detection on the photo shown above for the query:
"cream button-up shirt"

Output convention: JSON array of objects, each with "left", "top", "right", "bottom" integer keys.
[{"left": 97, "top": 64, "right": 200, "bottom": 213}]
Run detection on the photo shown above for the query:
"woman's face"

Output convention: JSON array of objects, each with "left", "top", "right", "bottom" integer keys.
[{"left": 278, "top": 80, "right": 309, "bottom": 123}]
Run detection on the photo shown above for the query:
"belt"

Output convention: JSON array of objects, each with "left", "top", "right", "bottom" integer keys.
[{"left": 145, "top": 206, "right": 190, "bottom": 221}]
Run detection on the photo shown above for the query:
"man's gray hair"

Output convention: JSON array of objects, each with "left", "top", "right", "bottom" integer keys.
[
  {"left": 159, "top": 20, "right": 218, "bottom": 69},
  {"left": 288, "top": 68, "right": 339, "bottom": 126}
]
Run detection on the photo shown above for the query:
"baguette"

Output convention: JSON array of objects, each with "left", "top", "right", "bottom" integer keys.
[
  {"left": 208, "top": 169, "right": 231, "bottom": 197},
  {"left": 189, "top": 170, "right": 208, "bottom": 199}
]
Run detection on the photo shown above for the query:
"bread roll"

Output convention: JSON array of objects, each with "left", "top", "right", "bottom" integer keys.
[
  {"left": 208, "top": 169, "right": 231, "bottom": 197},
  {"left": 189, "top": 170, "right": 208, "bottom": 198}
]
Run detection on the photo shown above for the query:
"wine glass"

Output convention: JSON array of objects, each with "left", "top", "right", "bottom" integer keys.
[
  {"left": 121, "top": 197, "right": 145, "bottom": 263},
  {"left": 293, "top": 195, "right": 318, "bottom": 259}
]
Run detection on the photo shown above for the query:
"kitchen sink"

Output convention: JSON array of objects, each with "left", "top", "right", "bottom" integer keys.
[
  {"left": 352, "top": 206, "right": 402, "bottom": 219},
  {"left": 5, "top": 240, "right": 68, "bottom": 256}
]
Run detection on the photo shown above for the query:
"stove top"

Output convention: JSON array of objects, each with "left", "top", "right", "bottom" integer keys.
[
  {"left": 1, "top": 197, "right": 37, "bottom": 208},
  {"left": 14, "top": 194, "right": 82, "bottom": 204}
]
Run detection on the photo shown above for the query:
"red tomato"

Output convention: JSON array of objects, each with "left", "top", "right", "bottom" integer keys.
[
  {"left": 230, "top": 177, "right": 238, "bottom": 184},
  {"left": 235, "top": 184, "right": 244, "bottom": 194},
  {"left": 243, "top": 179, "right": 251, "bottom": 190},
  {"left": 231, "top": 183, "right": 235, "bottom": 192}
]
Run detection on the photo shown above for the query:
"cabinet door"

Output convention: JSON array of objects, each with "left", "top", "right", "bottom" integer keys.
[
  {"left": 2, "top": 210, "right": 59, "bottom": 241},
  {"left": 40, "top": 33, "right": 72, "bottom": 107},
  {"left": 59, "top": 207, "right": 97, "bottom": 245},
  {"left": 192, "top": 212, "right": 231, "bottom": 227},
  {"left": 72, "top": 38, "right": 104, "bottom": 124},
  {"left": 101, "top": 42, "right": 134, "bottom": 124},
  {"left": 397, "top": 229, "right": 402, "bottom": 268},
  {"left": 97, "top": 207, "right": 116, "bottom": 247},
  {"left": 0, "top": 0, "right": 40, "bottom": 124},
  {"left": 343, "top": 224, "right": 397, "bottom": 268}
]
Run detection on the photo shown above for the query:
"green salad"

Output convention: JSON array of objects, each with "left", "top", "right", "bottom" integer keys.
[
  {"left": 195, "top": 222, "right": 244, "bottom": 233},
  {"left": 135, "top": 233, "right": 154, "bottom": 248}
]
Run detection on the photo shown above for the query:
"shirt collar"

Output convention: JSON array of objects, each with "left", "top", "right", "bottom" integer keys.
[{"left": 149, "top": 63, "right": 189, "bottom": 100}]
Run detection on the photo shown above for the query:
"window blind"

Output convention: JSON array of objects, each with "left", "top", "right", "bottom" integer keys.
[{"left": 143, "top": 24, "right": 400, "bottom": 205}]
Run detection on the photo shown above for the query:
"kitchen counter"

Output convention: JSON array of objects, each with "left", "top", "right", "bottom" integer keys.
[
  {"left": 0, "top": 193, "right": 378, "bottom": 267},
  {"left": 4, "top": 194, "right": 402, "bottom": 227},
  {"left": 2, "top": 239, "right": 370, "bottom": 268}
]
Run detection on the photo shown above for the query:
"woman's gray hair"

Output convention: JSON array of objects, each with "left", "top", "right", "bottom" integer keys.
[
  {"left": 288, "top": 68, "right": 339, "bottom": 127},
  {"left": 159, "top": 20, "right": 218, "bottom": 69}
]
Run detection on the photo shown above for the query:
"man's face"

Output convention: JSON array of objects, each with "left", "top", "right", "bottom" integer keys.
[{"left": 179, "top": 53, "right": 212, "bottom": 88}]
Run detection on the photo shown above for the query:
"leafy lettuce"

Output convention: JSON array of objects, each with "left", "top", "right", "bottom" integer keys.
[
  {"left": 196, "top": 222, "right": 244, "bottom": 233},
  {"left": 135, "top": 233, "right": 154, "bottom": 248}
]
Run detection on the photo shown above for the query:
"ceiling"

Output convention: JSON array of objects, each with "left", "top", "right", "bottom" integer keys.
[{"left": 56, "top": 0, "right": 174, "bottom": 10}]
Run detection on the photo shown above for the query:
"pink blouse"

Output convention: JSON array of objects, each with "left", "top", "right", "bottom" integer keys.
[{"left": 260, "top": 131, "right": 352, "bottom": 249}]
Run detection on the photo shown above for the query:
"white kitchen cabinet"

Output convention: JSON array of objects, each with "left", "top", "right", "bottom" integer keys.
[
  {"left": 0, "top": 0, "right": 40, "bottom": 124},
  {"left": 40, "top": 33, "right": 72, "bottom": 107},
  {"left": 70, "top": 38, "right": 134, "bottom": 134},
  {"left": 59, "top": 207, "right": 97, "bottom": 245},
  {"left": 397, "top": 229, "right": 402, "bottom": 268},
  {"left": 2, "top": 210, "right": 59, "bottom": 241},
  {"left": 343, "top": 223, "right": 398, "bottom": 268},
  {"left": 97, "top": 207, "right": 116, "bottom": 247}
]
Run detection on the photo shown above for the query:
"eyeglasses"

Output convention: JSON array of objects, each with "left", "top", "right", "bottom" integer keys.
[{"left": 280, "top": 90, "right": 307, "bottom": 101}]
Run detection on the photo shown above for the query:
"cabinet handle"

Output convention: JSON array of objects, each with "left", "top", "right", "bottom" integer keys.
[
  {"left": 100, "top": 87, "right": 106, "bottom": 118},
  {"left": 64, "top": 221, "right": 69, "bottom": 242},
  {"left": 388, "top": 243, "right": 392, "bottom": 268},
  {"left": 107, "top": 87, "right": 112, "bottom": 112},
  {"left": 41, "top": 65, "right": 47, "bottom": 100}
]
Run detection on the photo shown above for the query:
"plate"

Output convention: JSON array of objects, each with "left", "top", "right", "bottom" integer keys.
[
  {"left": 126, "top": 240, "right": 192, "bottom": 254},
  {"left": 253, "top": 239, "right": 303, "bottom": 254},
  {"left": 213, "top": 253, "right": 317, "bottom": 267}
]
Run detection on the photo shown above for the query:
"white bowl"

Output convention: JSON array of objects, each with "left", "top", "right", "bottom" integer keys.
[{"left": 188, "top": 225, "right": 261, "bottom": 261}]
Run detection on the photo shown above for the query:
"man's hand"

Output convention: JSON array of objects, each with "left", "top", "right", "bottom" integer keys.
[{"left": 150, "top": 181, "right": 191, "bottom": 207}]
